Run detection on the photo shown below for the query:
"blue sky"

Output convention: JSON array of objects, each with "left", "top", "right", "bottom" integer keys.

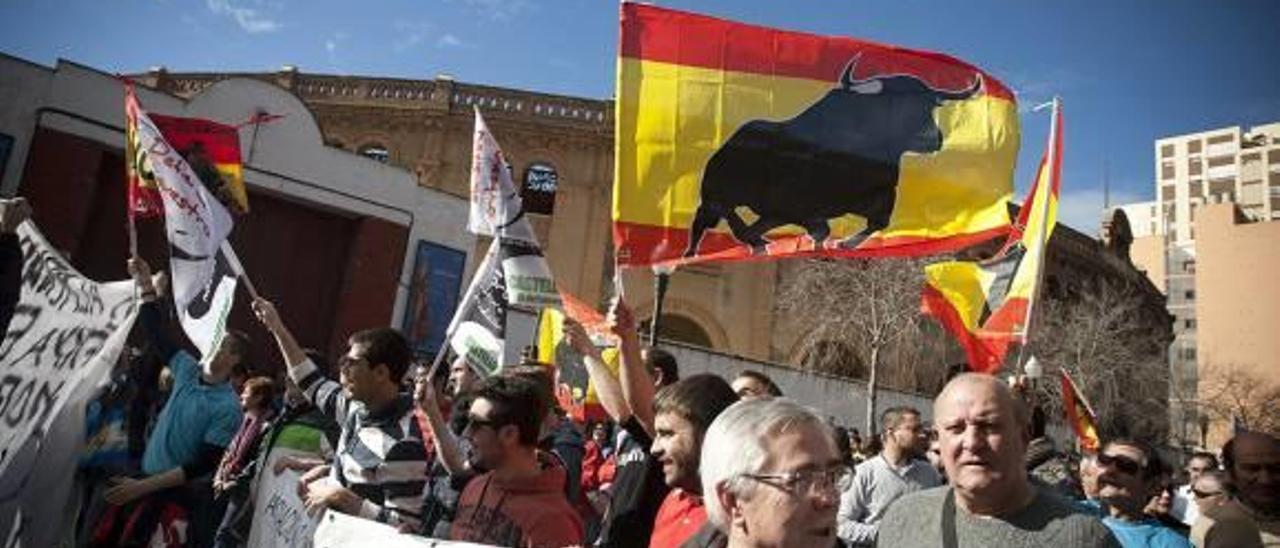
[{"left": 3, "top": 0, "right": 1278, "bottom": 233}]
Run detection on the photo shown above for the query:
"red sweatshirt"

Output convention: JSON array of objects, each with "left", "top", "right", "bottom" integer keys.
[{"left": 449, "top": 454, "right": 584, "bottom": 548}]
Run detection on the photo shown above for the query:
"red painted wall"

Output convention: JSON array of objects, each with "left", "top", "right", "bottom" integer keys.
[{"left": 18, "top": 127, "right": 408, "bottom": 376}]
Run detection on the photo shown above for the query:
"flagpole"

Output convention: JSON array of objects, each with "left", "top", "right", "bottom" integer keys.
[
  {"left": 221, "top": 240, "right": 260, "bottom": 301},
  {"left": 1016, "top": 97, "right": 1060, "bottom": 373},
  {"left": 648, "top": 265, "right": 673, "bottom": 347},
  {"left": 427, "top": 237, "right": 500, "bottom": 378}
]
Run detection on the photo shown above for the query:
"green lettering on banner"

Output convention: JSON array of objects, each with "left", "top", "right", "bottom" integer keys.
[{"left": 463, "top": 336, "right": 500, "bottom": 376}]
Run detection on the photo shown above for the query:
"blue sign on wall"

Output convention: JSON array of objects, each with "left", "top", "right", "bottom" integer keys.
[{"left": 402, "top": 241, "right": 466, "bottom": 359}]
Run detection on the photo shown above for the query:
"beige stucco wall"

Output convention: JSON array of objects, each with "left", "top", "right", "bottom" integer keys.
[
  {"left": 1194, "top": 203, "right": 1280, "bottom": 446},
  {"left": 1129, "top": 234, "right": 1167, "bottom": 293}
]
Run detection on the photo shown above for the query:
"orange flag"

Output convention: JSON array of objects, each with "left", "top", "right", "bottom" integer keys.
[{"left": 1060, "top": 369, "right": 1100, "bottom": 453}]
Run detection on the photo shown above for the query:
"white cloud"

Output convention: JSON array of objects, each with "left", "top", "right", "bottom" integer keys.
[
  {"left": 436, "top": 33, "right": 463, "bottom": 48},
  {"left": 393, "top": 20, "right": 433, "bottom": 52},
  {"left": 325, "top": 31, "right": 347, "bottom": 54},
  {"left": 206, "top": 0, "right": 281, "bottom": 33},
  {"left": 450, "top": 0, "right": 533, "bottom": 20}
]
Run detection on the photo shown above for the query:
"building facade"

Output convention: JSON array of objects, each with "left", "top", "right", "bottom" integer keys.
[
  {"left": 115, "top": 66, "right": 1173, "bottom": 440},
  {"left": 0, "top": 55, "right": 475, "bottom": 369},
  {"left": 1120, "top": 122, "right": 1280, "bottom": 448}
]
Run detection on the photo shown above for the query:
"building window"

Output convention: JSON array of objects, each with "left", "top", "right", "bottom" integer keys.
[
  {"left": 1189, "top": 159, "right": 1202, "bottom": 176},
  {"left": 1181, "top": 347, "right": 1197, "bottom": 361},
  {"left": 1161, "top": 162, "right": 1175, "bottom": 180},
  {"left": 1161, "top": 143, "right": 1175, "bottom": 158},
  {"left": 1161, "top": 185, "right": 1176, "bottom": 200},
  {"left": 1182, "top": 260, "right": 1195, "bottom": 273},
  {"left": 521, "top": 162, "right": 558, "bottom": 215},
  {"left": 1188, "top": 140, "right": 1202, "bottom": 154},
  {"left": 1207, "top": 155, "right": 1234, "bottom": 168},
  {"left": 1185, "top": 319, "right": 1196, "bottom": 329},
  {"left": 1189, "top": 180, "right": 1203, "bottom": 197},
  {"left": 1185, "top": 289, "right": 1195, "bottom": 300},
  {"left": 359, "top": 144, "right": 390, "bottom": 164}
]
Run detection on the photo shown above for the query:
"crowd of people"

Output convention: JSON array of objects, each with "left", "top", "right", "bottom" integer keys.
[{"left": 1, "top": 196, "right": 1276, "bottom": 548}]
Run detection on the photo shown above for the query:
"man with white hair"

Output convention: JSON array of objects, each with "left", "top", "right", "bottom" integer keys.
[
  {"left": 877, "top": 373, "right": 1119, "bottom": 547},
  {"left": 700, "top": 398, "right": 847, "bottom": 548}
]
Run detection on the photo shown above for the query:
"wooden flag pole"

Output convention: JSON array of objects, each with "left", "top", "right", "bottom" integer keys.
[{"left": 221, "top": 240, "right": 260, "bottom": 301}]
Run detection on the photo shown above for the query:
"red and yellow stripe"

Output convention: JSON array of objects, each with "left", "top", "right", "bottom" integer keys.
[
  {"left": 614, "top": 3, "right": 1019, "bottom": 267},
  {"left": 150, "top": 114, "right": 249, "bottom": 214}
]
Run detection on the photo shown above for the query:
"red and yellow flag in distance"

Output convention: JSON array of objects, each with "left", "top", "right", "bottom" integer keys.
[
  {"left": 921, "top": 101, "right": 1062, "bottom": 373},
  {"left": 614, "top": 3, "right": 1019, "bottom": 267},
  {"left": 149, "top": 114, "right": 249, "bottom": 214},
  {"left": 1060, "top": 369, "right": 1100, "bottom": 453}
]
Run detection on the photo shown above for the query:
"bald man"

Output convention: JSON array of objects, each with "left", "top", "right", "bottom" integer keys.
[
  {"left": 1192, "top": 431, "right": 1280, "bottom": 548},
  {"left": 877, "top": 374, "right": 1119, "bottom": 547}
]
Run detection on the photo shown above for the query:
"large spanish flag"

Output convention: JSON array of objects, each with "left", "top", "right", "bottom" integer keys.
[
  {"left": 614, "top": 3, "right": 1019, "bottom": 267},
  {"left": 921, "top": 100, "right": 1062, "bottom": 373}
]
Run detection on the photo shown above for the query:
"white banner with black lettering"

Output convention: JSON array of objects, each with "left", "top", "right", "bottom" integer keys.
[
  {"left": 0, "top": 221, "right": 137, "bottom": 478},
  {"left": 314, "top": 509, "right": 496, "bottom": 548},
  {"left": 246, "top": 457, "right": 319, "bottom": 548}
]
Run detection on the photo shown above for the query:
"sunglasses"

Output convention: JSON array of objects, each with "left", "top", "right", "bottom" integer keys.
[{"left": 1096, "top": 452, "right": 1144, "bottom": 475}]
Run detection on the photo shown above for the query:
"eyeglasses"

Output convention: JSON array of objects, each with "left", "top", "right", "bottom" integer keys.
[
  {"left": 1191, "top": 488, "right": 1224, "bottom": 499},
  {"left": 740, "top": 465, "right": 851, "bottom": 497},
  {"left": 1096, "top": 453, "right": 1143, "bottom": 475}
]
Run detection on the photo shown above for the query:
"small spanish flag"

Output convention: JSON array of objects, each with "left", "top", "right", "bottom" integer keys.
[
  {"left": 920, "top": 100, "right": 1062, "bottom": 373},
  {"left": 613, "top": 3, "right": 1019, "bottom": 268},
  {"left": 1060, "top": 368, "right": 1100, "bottom": 453},
  {"left": 149, "top": 114, "right": 250, "bottom": 214}
]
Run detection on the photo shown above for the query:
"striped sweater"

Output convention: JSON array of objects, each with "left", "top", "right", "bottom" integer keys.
[{"left": 292, "top": 358, "right": 429, "bottom": 529}]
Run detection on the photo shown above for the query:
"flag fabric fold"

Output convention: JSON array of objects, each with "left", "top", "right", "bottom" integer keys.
[
  {"left": 613, "top": 3, "right": 1019, "bottom": 268},
  {"left": 125, "top": 86, "right": 238, "bottom": 361},
  {"left": 921, "top": 100, "right": 1062, "bottom": 373},
  {"left": 467, "top": 107, "right": 560, "bottom": 307},
  {"left": 447, "top": 240, "right": 508, "bottom": 377},
  {"left": 1060, "top": 369, "right": 1100, "bottom": 453}
]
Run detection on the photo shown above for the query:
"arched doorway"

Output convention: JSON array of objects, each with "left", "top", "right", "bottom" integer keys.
[{"left": 639, "top": 314, "right": 714, "bottom": 348}]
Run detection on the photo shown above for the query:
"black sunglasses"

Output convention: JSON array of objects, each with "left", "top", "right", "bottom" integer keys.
[{"left": 1097, "top": 452, "right": 1143, "bottom": 475}]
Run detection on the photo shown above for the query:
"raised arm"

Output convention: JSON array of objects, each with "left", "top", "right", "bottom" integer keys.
[
  {"left": 563, "top": 317, "right": 631, "bottom": 422},
  {"left": 253, "top": 297, "right": 348, "bottom": 421},
  {"left": 128, "top": 256, "right": 179, "bottom": 363},
  {"left": 609, "top": 298, "right": 656, "bottom": 435},
  {"left": 413, "top": 372, "right": 469, "bottom": 476}
]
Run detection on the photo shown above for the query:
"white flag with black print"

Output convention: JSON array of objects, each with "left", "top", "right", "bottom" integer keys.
[
  {"left": 467, "top": 109, "right": 560, "bottom": 307},
  {"left": 127, "top": 88, "right": 237, "bottom": 362},
  {"left": 448, "top": 239, "right": 507, "bottom": 377}
]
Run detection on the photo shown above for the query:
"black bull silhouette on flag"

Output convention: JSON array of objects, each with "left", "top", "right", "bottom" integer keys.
[{"left": 684, "top": 55, "right": 982, "bottom": 257}]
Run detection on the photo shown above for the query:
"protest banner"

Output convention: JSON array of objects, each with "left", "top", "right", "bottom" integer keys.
[
  {"left": 246, "top": 458, "right": 320, "bottom": 548},
  {"left": 0, "top": 220, "right": 137, "bottom": 547},
  {"left": 0, "top": 221, "right": 137, "bottom": 478},
  {"left": 313, "top": 509, "right": 496, "bottom": 548}
]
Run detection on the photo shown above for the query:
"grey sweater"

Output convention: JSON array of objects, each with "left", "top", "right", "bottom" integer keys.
[
  {"left": 838, "top": 455, "right": 943, "bottom": 546},
  {"left": 876, "top": 486, "right": 1121, "bottom": 548}
]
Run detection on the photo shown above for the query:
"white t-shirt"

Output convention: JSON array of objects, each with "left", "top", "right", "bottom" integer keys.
[{"left": 1170, "top": 484, "right": 1201, "bottom": 526}]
